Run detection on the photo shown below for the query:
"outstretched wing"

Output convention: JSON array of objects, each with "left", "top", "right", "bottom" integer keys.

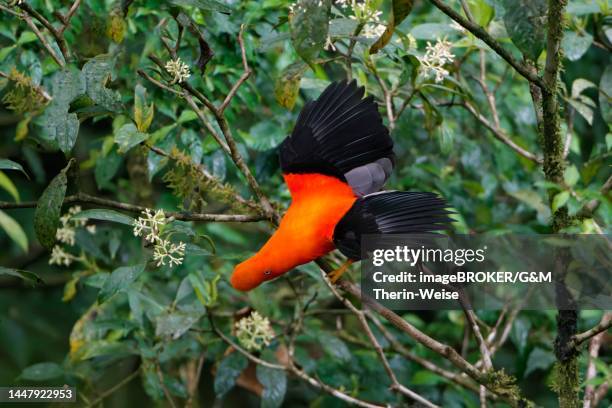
[
  {"left": 333, "top": 191, "right": 454, "bottom": 260},
  {"left": 279, "top": 80, "right": 394, "bottom": 196}
]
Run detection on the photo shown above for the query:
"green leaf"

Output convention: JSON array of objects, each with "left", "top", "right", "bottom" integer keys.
[
  {"left": 571, "top": 78, "right": 597, "bottom": 99},
  {"left": 562, "top": 31, "right": 593, "bottom": 61},
  {"left": 567, "top": 99, "right": 594, "bottom": 125},
  {"left": 214, "top": 352, "right": 248, "bottom": 397},
  {"left": 71, "top": 209, "right": 135, "bottom": 226},
  {"left": 370, "top": 0, "right": 414, "bottom": 54},
  {"left": 98, "top": 262, "right": 146, "bottom": 303},
  {"left": 599, "top": 64, "right": 612, "bottom": 125},
  {"left": 115, "top": 123, "right": 149, "bottom": 153},
  {"left": 510, "top": 318, "right": 531, "bottom": 354},
  {"left": 0, "top": 171, "right": 20, "bottom": 202},
  {"left": 290, "top": 0, "right": 331, "bottom": 64},
  {"left": 524, "top": 347, "right": 555, "bottom": 377},
  {"left": 410, "top": 23, "right": 456, "bottom": 40},
  {"left": 564, "top": 165, "right": 580, "bottom": 187},
  {"left": 256, "top": 364, "right": 287, "bottom": 408},
  {"left": 33, "top": 161, "right": 71, "bottom": 249},
  {"left": 0, "top": 210, "right": 28, "bottom": 252},
  {"left": 155, "top": 310, "right": 203, "bottom": 339},
  {"left": 319, "top": 333, "right": 351, "bottom": 362},
  {"left": 502, "top": 0, "right": 547, "bottom": 61},
  {"left": 0, "top": 266, "right": 43, "bottom": 285},
  {"left": 552, "top": 191, "right": 570, "bottom": 212},
  {"left": 169, "top": 0, "right": 232, "bottom": 13},
  {"left": 95, "top": 147, "right": 123, "bottom": 189},
  {"left": 134, "top": 84, "right": 154, "bottom": 132},
  {"left": 81, "top": 54, "right": 122, "bottom": 112},
  {"left": 20, "top": 362, "right": 64, "bottom": 381},
  {"left": 0, "top": 158, "right": 29, "bottom": 178},
  {"left": 274, "top": 62, "right": 307, "bottom": 110},
  {"left": 38, "top": 68, "right": 85, "bottom": 154}
]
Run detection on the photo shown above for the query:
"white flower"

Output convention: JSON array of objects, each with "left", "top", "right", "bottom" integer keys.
[
  {"left": 235, "top": 311, "right": 274, "bottom": 351},
  {"left": 86, "top": 225, "right": 97, "bottom": 234},
  {"left": 418, "top": 37, "right": 455, "bottom": 83},
  {"left": 49, "top": 246, "right": 73, "bottom": 266},
  {"left": 133, "top": 208, "right": 166, "bottom": 243},
  {"left": 56, "top": 226, "right": 76, "bottom": 246},
  {"left": 153, "top": 239, "right": 186, "bottom": 267},
  {"left": 165, "top": 58, "right": 191, "bottom": 84},
  {"left": 362, "top": 23, "right": 386, "bottom": 39},
  {"left": 324, "top": 35, "right": 336, "bottom": 51}
]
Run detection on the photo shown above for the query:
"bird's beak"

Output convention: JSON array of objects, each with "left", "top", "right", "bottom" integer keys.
[{"left": 230, "top": 263, "right": 262, "bottom": 291}]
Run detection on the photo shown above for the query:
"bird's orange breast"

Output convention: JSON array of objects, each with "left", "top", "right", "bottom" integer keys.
[{"left": 230, "top": 173, "right": 357, "bottom": 290}]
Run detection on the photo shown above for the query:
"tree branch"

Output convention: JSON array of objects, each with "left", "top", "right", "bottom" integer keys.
[
  {"left": 320, "top": 270, "right": 438, "bottom": 408},
  {"left": 427, "top": 0, "right": 547, "bottom": 90},
  {"left": 18, "top": 2, "right": 71, "bottom": 61},
  {"left": 0, "top": 193, "right": 265, "bottom": 222},
  {"left": 462, "top": 102, "right": 542, "bottom": 163}
]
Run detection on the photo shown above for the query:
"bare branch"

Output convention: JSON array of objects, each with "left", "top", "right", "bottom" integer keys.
[
  {"left": 22, "top": 14, "right": 65, "bottom": 67},
  {"left": 218, "top": 24, "right": 252, "bottom": 114},
  {"left": 320, "top": 271, "right": 439, "bottom": 407},
  {"left": 19, "top": 3, "right": 71, "bottom": 61},
  {"left": 571, "top": 313, "right": 612, "bottom": 348},
  {"left": 336, "top": 281, "right": 531, "bottom": 407},
  {"left": 0, "top": 193, "right": 264, "bottom": 222},
  {"left": 462, "top": 102, "right": 542, "bottom": 163}
]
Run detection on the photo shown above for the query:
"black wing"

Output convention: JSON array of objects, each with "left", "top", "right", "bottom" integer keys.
[
  {"left": 279, "top": 80, "right": 394, "bottom": 196},
  {"left": 332, "top": 191, "right": 454, "bottom": 260}
]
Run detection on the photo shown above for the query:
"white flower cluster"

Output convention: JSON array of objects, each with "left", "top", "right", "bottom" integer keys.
[
  {"left": 235, "top": 311, "right": 274, "bottom": 351},
  {"left": 418, "top": 38, "right": 455, "bottom": 83},
  {"left": 342, "top": 0, "right": 386, "bottom": 39},
  {"left": 133, "top": 209, "right": 186, "bottom": 267},
  {"left": 49, "top": 206, "right": 96, "bottom": 267},
  {"left": 165, "top": 58, "right": 191, "bottom": 84}
]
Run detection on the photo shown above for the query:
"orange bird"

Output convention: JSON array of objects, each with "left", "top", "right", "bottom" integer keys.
[{"left": 231, "top": 80, "right": 452, "bottom": 291}]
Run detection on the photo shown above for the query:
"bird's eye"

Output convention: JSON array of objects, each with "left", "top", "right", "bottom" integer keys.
[{"left": 264, "top": 270, "right": 271, "bottom": 276}]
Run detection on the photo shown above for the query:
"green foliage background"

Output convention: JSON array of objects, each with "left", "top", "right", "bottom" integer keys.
[{"left": 0, "top": 0, "right": 610, "bottom": 407}]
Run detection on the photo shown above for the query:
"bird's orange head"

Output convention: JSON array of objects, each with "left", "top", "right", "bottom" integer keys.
[{"left": 230, "top": 255, "right": 277, "bottom": 291}]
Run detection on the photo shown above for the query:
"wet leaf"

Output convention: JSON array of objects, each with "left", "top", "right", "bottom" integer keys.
[
  {"left": 33, "top": 161, "right": 72, "bottom": 249},
  {"left": 98, "top": 262, "right": 146, "bottom": 303},
  {"left": 290, "top": 0, "right": 330, "bottom": 64},
  {"left": 257, "top": 363, "right": 287, "bottom": 408},
  {"left": 215, "top": 352, "right": 248, "bottom": 397},
  {"left": 502, "top": 0, "right": 547, "bottom": 61}
]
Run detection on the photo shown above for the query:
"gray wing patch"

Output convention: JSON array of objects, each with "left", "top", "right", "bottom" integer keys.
[{"left": 344, "top": 157, "right": 393, "bottom": 196}]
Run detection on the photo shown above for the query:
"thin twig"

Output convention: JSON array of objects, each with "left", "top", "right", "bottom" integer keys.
[
  {"left": 57, "top": 0, "right": 82, "bottom": 35},
  {"left": 219, "top": 25, "right": 252, "bottom": 114},
  {"left": 85, "top": 368, "right": 140, "bottom": 407},
  {"left": 462, "top": 102, "right": 542, "bottom": 163},
  {"left": 571, "top": 315, "right": 612, "bottom": 348},
  {"left": 320, "top": 271, "right": 439, "bottom": 407},
  {"left": 337, "top": 281, "right": 531, "bottom": 407},
  {"left": 19, "top": 3, "right": 71, "bottom": 61},
  {"left": 22, "top": 15, "right": 65, "bottom": 67}
]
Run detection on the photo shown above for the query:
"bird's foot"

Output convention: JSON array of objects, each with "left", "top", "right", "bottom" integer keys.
[{"left": 328, "top": 260, "right": 354, "bottom": 283}]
